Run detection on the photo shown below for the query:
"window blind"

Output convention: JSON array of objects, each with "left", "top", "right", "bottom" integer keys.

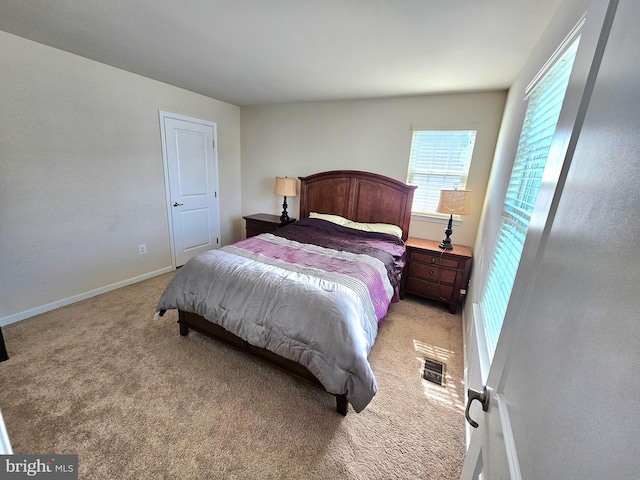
[
  {"left": 407, "top": 130, "right": 476, "bottom": 215},
  {"left": 480, "top": 37, "right": 580, "bottom": 360}
]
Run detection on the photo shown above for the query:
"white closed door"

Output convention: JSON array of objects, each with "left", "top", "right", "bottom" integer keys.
[
  {"left": 160, "top": 112, "right": 220, "bottom": 267},
  {"left": 461, "top": 1, "right": 640, "bottom": 478}
]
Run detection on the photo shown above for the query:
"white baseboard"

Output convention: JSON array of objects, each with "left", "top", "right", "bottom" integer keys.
[{"left": 0, "top": 267, "right": 174, "bottom": 327}]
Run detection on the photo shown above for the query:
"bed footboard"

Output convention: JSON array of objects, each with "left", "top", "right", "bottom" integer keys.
[{"left": 177, "top": 310, "right": 349, "bottom": 416}]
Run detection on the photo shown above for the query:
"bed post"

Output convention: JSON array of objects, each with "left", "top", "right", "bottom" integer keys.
[
  {"left": 178, "top": 311, "right": 190, "bottom": 336},
  {"left": 0, "top": 327, "right": 8, "bottom": 362},
  {"left": 336, "top": 395, "right": 348, "bottom": 416},
  {"left": 179, "top": 323, "right": 189, "bottom": 336}
]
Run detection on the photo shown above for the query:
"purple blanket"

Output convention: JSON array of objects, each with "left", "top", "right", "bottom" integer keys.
[
  {"left": 230, "top": 222, "right": 402, "bottom": 322},
  {"left": 272, "top": 218, "right": 407, "bottom": 292}
]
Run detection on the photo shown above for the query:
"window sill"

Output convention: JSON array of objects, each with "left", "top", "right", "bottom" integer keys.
[{"left": 411, "top": 213, "right": 463, "bottom": 225}]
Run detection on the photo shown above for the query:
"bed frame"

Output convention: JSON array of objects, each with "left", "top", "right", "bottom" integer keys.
[{"left": 177, "top": 170, "right": 417, "bottom": 414}]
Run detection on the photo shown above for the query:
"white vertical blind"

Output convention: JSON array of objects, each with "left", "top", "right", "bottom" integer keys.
[
  {"left": 407, "top": 130, "right": 476, "bottom": 215},
  {"left": 481, "top": 37, "right": 580, "bottom": 360}
]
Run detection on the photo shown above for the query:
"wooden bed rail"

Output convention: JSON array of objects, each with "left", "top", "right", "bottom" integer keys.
[{"left": 178, "top": 311, "right": 349, "bottom": 415}]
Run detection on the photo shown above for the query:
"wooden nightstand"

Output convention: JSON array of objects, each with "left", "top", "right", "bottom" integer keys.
[
  {"left": 243, "top": 213, "right": 296, "bottom": 238},
  {"left": 400, "top": 237, "right": 472, "bottom": 314}
]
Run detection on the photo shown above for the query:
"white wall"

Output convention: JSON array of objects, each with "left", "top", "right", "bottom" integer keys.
[
  {"left": 240, "top": 92, "right": 506, "bottom": 247},
  {"left": 0, "top": 31, "right": 241, "bottom": 324}
]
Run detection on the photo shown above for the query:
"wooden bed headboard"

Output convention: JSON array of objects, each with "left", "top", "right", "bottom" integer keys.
[{"left": 298, "top": 170, "right": 417, "bottom": 241}]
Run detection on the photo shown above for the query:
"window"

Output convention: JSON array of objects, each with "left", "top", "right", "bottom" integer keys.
[
  {"left": 406, "top": 130, "right": 476, "bottom": 216},
  {"left": 480, "top": 35, "right": 581, "bottom": 360}
]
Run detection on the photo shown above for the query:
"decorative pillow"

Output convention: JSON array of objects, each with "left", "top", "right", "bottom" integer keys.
[
  {"left": 344, "top": 220, "right": 403, "bottom": 238},
  {"left": 309, "top": 212, "right": 351, "bottom": 226}
]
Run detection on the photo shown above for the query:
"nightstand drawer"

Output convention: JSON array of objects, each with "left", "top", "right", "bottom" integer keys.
[
  {"left": 243, "top": 214, "right": 296, "bottom": 238},
  {"left": 405, "top": 277, "right": 454, "bottom": 301},
  {"left": 407, "top": 263, "right": 458, "bottom": 285},
  {"left": 245, "top": 218, "right": 279, "bottom": 234},
  {"left": 410, "top": 251, "right": 462, "bottom": 270}
]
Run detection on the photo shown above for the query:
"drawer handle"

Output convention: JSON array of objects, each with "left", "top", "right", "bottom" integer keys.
[
  {"left": 431, "top": 258, "right": 436, "bottom": 263},
  {"left": 429, "top": 270, "right": 434, "bottom": 275}
]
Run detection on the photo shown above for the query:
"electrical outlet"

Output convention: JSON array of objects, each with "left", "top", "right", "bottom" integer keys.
[{"left": 138, "top": 244, "right": 147, "bottom": 255}]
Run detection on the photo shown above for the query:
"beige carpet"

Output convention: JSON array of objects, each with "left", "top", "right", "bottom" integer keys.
[{"left": 0, "top": 272, "right": 466, "bottom": 479}]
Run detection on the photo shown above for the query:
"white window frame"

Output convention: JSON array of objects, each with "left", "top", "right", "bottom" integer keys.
[
  {"left": 406, "top": 129, "right": 477, "bottom": 221},
  {"left": 479, "top": 30, "right": 582, "bottom": 362}
]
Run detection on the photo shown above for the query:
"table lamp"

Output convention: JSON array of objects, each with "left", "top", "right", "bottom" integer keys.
[
  {"left": 436, "top": 189, "right": 471, "bottom": 249},
  {"left": 274, "top": 176, "right": 297, "bottom": 223}
]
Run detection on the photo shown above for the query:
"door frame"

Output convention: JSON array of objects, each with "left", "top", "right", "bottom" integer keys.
[{"left": 159, "top": 110, "right": 220, "bottom": 269}]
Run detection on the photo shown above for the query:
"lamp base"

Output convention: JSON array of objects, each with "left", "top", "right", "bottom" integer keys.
[
  {"left": 280, "top": 196, "right": 290, "bottom": 223},
  {"left": 439, "top": 238, "right": 453, "bottom": 250},
  {"left": 439, "top": 214, "right": 454, "bottom": 250}
]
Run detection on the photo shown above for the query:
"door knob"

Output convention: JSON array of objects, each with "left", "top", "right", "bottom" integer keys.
[
  {"left": 173, "top": 202, "right": 183, "bottom": 207},
  {"left": 465, "top": 386, "right": 489, "bottom": 428}
]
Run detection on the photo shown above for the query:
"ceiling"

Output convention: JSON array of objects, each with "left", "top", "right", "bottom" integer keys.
[{"left": 0, "top": 0, "right": 565, "bottom": 106}]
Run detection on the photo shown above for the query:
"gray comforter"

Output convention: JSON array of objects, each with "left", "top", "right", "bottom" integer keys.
[{"left": 157, "top": 219, "right": 406, "bottom": 412}]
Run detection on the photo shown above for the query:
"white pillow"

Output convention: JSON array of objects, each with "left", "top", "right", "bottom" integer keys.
[
  {"left": 344, "top": 220, "right": 403, "bottom": 238},
  {"left": 309, "top": 212, "right": 351, "bottom": 226}
]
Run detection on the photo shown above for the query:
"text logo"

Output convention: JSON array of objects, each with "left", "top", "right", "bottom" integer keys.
[{"left": 1, "top": 455, "right": 78, "bottom": 479}]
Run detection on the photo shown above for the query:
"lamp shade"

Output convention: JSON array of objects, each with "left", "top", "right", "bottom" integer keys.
[
  {"left": 274, "top": 177, "right": 297, "bottom": 197},
  {"left": 436, "top": 189, "right": 471, "bottom": 215}
]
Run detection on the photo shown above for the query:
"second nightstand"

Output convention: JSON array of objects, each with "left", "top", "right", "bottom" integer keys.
[
  {"left": 243, "top": 213, "right": 296, "bottom": 238},
  {"left": 400, "top": 237, "right": 472, "bottom": 314}
]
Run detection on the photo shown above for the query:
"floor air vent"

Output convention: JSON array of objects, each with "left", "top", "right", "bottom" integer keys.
[{"left": 422, "top": 358, "right": 445, "bottom": 386}]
